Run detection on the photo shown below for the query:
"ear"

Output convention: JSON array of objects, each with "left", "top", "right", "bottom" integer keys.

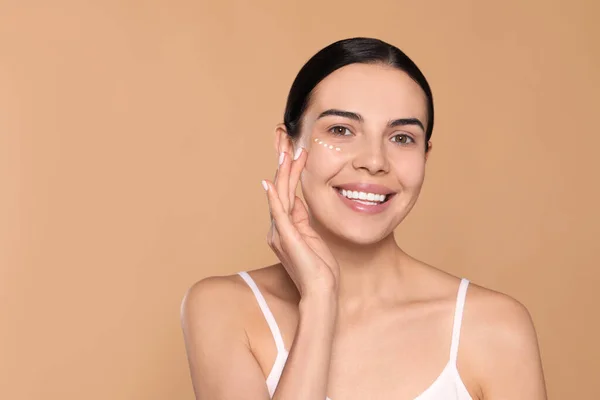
[
  {"left": 425, "top": 141, "right": 433, "bottom": 162},
  {"left": 274, "top": 123, "right": 293, "bottom": 156}
]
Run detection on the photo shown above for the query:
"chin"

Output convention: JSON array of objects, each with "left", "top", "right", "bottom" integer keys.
[
  {"left": 334, "top": 228, "right": 393, "bottom": 246},
  {"left": 310, "top": 213, "right": 399, "bottom": 247}
]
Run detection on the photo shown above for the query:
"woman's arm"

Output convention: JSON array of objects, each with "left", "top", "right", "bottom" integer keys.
[
  {"left": 182, "top": 147, "right": 341, "bottom": 399},
  {"left": 261, "top": 146, "right": 340, "bottom": 399},
  {"left": 272, "top": 290, "right": 337, "bottom": 400},
  {"left": 181, "top": 275, "right": 337, "bottom": 400},
  {"left": 181, "top": 276, "right": 271, "bottom": 399}
]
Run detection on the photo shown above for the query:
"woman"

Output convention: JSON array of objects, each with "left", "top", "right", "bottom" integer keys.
[{"left": 181, "top": 37, "right": 547, "bottom": 399}]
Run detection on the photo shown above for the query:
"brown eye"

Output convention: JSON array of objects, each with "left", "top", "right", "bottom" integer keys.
[
  {"left": 391, "top": 134, "right": 414, "bottom": 145},
  {"left": 329, "top": 126, "right": 352, "bottom": 136}
]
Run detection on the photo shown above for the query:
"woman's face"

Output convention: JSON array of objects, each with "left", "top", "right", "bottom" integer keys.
[{"left": 296, "top": 63, "right": 431, "bottom": 245}]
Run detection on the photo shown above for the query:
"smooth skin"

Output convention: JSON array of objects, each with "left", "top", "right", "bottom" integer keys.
[{"left": 181, "top": 63, "right": 547, "bottom": 399}]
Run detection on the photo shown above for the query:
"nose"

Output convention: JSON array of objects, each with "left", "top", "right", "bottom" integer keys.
[{"left": 351, "top": 138, "right": 390, "bottom": 175}]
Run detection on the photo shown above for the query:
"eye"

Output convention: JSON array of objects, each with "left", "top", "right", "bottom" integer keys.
[
  {"left": 329, "top": 126, "right": 352, "bottom": 136},
  {"left": 391, "top": 134, "right": 415, "bottom": 145}
]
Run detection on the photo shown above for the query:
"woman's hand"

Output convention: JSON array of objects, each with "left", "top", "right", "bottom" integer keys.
[{"left": 262, "top": 147, "right": 340, "bottom": 298}]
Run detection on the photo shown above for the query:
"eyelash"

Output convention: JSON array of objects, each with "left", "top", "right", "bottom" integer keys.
[{"left": 328, "top": 126, "right": 415, "bottom": 145}]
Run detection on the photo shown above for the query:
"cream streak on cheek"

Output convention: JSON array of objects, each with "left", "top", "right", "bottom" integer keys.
[{"left": 314, "top": 138, "right": 341, "bottom": 152}]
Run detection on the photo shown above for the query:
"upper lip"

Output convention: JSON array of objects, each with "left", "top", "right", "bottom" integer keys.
[{"left": 334, "top": 183, "right": 396, "bottom": 195}]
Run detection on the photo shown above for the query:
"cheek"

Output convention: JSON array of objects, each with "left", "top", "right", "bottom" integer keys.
[
  {"left": 299, "top": 137, "right": 347, "bottom": 187},
  {"left": 304, "top": 137, "right": 346, "bottom": 171},
  {"left": 312, "top": 137, "right": 342, "bottom": 152},
  {"left": 392, "top": 156, "right": 426, "bottom": 187}
]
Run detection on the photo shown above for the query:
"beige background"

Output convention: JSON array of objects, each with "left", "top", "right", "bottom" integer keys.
[{"left": 1, "top": 1, "right": 598, "bottom": 399}]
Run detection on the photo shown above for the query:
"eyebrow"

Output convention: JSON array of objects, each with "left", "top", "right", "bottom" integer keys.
[{"left": 316, "top": 109, "right": 425, "bottom": 132}]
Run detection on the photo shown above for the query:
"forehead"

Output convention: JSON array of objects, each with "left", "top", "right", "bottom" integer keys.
[{"left": 307, "top": 63, "right": 428, "bottom": 124}]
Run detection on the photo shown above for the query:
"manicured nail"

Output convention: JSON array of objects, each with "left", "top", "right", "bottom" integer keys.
[
  {"left": 293, "top": 147, "right": 303, "bottom": 160},
  {"left": 278, "top": 151, "right": 285, "bottom": 166},
  {"left": 261, "top": 180, "right": 268, "bottom": 191}
]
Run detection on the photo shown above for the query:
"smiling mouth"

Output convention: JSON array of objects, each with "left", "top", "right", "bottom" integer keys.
[{"left": 333, "top": 187, "right": 395, "bottom": 205}]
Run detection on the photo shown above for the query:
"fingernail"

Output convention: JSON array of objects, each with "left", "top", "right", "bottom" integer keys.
[
  {"left": 278, "top": 151, "right": 285, "bottom": 166},
  {"left": 261, "top": 180, "right": 268, "bottom": 191},
  {"left": 293, "top": 147, "right": 303, "bottom": 160}
]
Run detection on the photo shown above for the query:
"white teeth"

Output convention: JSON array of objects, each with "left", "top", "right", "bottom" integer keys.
[{"left": 340, "top": 189, "right": 388, "bottom": 203}]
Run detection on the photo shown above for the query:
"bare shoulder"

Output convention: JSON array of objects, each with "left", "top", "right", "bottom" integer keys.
[
  {"left": 410, "top": 256, "right": 537, "bottom": 339},
  {"left": 180, "top": 267, "right": 289, "bottom": 399},
  {"left": 411, "top": 257, "right": 546, "bottom": 397},
  {"left": 462, "top": 282, "right": 547, "bottom": 398},
  {"left": 464, "top": 282, "right": 539, "bottom": 347},
  {"left": 181, "top": 273, "right": 244, "bottom": 320},
  {"left": 180, "top": 264, "right": 291, "bottom": 328},
  {"left": 179, "top": 274, "right": 247, "bottom": 352}
]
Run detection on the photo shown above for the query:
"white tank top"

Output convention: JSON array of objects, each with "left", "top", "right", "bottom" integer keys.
[{"left": 238, "top": 271, "right": 472, "bottom": 400}]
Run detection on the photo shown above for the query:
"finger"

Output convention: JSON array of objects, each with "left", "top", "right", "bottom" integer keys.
[
  {"left": 262, "top": 179, "right": 302, "bottom": 244},
  {"left": 288, "top": 147, "right": 307, "bottom": 210},
  {"left": 275, "top": 151, "right": 291, "bottom": 213},
  {"left": 290, "top": 195, "right": 319, "bottom": 239},
  {"left": 267, "top": 228, "right": 293, "bottom": 275},
  {"left": 271, "top": 231, "right": 283, "bottom": 258},
  {"left": 290, "top": 195, "right": 310, "bottom": 225},
  {"left": 272, "top": 155, "right": 280, "bottom": 193},
  {"left": 267, "top": 221, "right": 275, "bottom": 246},
  {"left": 268, "top": 221, "right": 284, "bottom": 254}
]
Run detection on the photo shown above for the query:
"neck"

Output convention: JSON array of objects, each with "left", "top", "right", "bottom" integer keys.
[{"left": 313, "top": 221, "right": 410, "bottom": 307}]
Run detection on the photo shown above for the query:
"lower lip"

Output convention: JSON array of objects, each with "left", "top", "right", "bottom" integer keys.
[{"left": 335, "top": 189, "right": 394, "bottom": 214}]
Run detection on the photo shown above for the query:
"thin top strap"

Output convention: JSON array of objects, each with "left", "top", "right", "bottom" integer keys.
[
  {"left": 449, "top": 278, "right": 470, "bottom": 364},
  {"left": 238, "top": 271, "right": 286, "bottom": 353}
]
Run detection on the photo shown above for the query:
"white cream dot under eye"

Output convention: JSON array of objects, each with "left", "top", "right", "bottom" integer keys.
[{"left": 314, "top": 138, "right": 341, "bottom": 151}]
